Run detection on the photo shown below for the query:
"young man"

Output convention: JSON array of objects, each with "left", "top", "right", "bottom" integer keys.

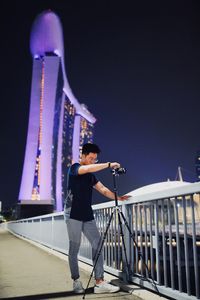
[{"left": 64, "top": 143, "right": 130, "bottom": 294}]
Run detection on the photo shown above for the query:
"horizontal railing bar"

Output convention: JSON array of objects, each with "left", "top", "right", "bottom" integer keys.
[{"left": 6, "top": 183, "right": 200, "bottom": 300}]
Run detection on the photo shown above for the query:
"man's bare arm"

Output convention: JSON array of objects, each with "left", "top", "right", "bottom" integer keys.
[
  {"left": 94, "top": 181, "right": 131, "bottom": 201},
  {"left": 78, "top": 162, "right": 120, "bottom": 175}
]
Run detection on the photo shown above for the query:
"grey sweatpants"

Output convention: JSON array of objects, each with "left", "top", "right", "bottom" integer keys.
[{"left": 66, "top": 218, "right": 104, "bottom": 280}]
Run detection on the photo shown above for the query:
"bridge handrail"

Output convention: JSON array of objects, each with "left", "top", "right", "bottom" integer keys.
[{"left": 6, "top": 181, "right": 200, "bottom": 300}]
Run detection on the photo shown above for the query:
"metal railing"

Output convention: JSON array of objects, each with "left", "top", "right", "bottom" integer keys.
[{"left": 7, "top": 181, "right": 200, "bottom": 300}]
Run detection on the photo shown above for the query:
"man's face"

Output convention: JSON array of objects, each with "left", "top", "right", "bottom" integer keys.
[{"left": 82, "top": 152, "right": 98, "bottom": 165}]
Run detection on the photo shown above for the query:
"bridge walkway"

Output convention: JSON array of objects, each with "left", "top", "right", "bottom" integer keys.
[{"left": 0, "top": 227, "right": 167, "bottom": 300}]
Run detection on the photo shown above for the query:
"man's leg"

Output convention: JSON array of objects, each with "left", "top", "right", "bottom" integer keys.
[
  {"left": 83, "top": 220, "right": 120, "bottom": 294},
  {"left": 82, "top": 220, "right": 104, "bottom": 280},
  {"left": 66, "top": 218, "right": 82, "bottom": 280}
]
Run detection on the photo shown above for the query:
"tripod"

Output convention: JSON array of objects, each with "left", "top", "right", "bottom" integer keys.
[{"left": 83, "top": 169, "right": 158, "bottom": 299}]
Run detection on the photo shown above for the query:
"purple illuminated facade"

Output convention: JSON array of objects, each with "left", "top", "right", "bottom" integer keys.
[{"left": 18, "top": 11, "right": 96, "bottom": 214}]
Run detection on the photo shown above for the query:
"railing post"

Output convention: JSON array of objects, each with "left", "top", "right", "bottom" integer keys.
[
  {"left": 174, "top": 197, "right": 182, "bottom": 292},
  {"left": 154, "top": 201, "right": 160, "bottom": 284},
  {"left": 122, "top": 203, "right": 131, "bottom": 280},
  {"left": 167, "top": 198, "right": 174, "bottom": 289},
  {"left": 51, "top": 215, "right": 54, "bottom": 247},
  {"left": 190, "top": 194, "right": 199, "bottom": 298},
  {"left": 182, "top": 196, "right": 191, "bottom": 296}
]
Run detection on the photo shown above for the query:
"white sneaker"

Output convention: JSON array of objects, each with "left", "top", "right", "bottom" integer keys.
[
  {"left": 94, "top": 281, "right": 120, "bottom": 294},
  {"left": 73, "top": 279, "right": 84, "bottom": 294}
]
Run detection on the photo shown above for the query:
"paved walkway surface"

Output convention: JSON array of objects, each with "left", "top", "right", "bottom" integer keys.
[{"left": 0, "top": 227, "right": 168, "bottom": 300}]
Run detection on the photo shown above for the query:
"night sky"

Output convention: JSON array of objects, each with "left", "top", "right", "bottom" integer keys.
[{"left": 1, "top": 1, "right": 200, "bottom": 209}]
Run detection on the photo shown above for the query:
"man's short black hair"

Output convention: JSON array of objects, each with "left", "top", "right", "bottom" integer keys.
[{"left": 82, "top": 143, "right": 101, "bottom": 155}]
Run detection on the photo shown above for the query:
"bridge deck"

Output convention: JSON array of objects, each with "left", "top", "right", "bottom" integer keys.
[{"left": 0, "top": 227, "right": 167, "bottom": 300}]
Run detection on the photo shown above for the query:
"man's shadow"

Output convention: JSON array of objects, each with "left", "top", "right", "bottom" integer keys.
[{"left": 0, "top": 288, "right": 94, "bottom": 300}]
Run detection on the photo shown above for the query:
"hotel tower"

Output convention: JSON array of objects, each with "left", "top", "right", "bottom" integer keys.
[{"left": 18, "top": 11, "right": 96, "bottom": 217}]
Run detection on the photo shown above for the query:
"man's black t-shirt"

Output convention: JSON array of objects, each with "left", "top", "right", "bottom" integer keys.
[{"left": 65, "top": 163, "right": 99, "bottom": 221}]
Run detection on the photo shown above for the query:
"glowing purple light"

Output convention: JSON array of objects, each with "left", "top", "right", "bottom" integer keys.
[{"left": 19, "top": 11, "right": 96, "bottom": 212}]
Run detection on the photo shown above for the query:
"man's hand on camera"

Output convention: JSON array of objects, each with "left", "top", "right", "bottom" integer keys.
[
  {"left": 118, "top": 195, "right": 131, "bottom": 201},
  {"left": 110, "top": 162, "right": 120, "bottom": 168}
]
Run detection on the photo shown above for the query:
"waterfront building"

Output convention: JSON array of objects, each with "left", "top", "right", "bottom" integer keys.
[
  {"left": 18, "top": 11, "right": 95, "bottom": 217},
  {"left": 195, "top": 150, "right": 200, "bottom": 182}
]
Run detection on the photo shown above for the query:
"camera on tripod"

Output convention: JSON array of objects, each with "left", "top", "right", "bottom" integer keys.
[{"left": 112, "top": 167, "right": 126, "bottom": 175}]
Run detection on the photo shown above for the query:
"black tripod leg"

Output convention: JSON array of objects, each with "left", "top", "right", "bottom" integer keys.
[
  {"left": 119, "top": 210, "right": 160, "bottom": 294},
  {"left": 117, "top": 209, "right": 131, "bottom": 282},
  {"left": 119, "top": 210, "right": 150, "bottom": 275},
  {"left": 82, "top": 210, "right": 114, "bottom": 299}
]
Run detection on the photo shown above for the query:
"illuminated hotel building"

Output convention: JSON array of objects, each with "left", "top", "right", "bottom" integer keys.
[
  {"left": 195, "top": 150, "right": 200, "bottom": 181},
  {"left": 18, "top": 11, "right": 96, "bottom": 216}
]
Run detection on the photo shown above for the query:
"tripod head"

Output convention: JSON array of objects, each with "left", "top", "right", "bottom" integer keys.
[
  {"left": 111, "top": 167, "right": 126, "bottom": 176},
  {"left": 111, "top": 166, "right": 126, "bottom": 206}
]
